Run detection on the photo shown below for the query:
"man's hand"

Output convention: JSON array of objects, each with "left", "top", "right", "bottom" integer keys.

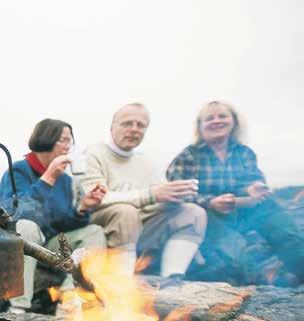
[
  {"left": 78, "top": 184, "right": 107, "bottom": 214},
  {"left": 151, "top": 179, "right": 198, "bottom": 203},
  {"left": 208, "top": 194, "right": 236, "bottom": 214},
  {"left": 246, "top": 181, "right": 271, "bottom": 201},
  {"left": 41, "top": 155, "right": 71, "bottom": 186}
]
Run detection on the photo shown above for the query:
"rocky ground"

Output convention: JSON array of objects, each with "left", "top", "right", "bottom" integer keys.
[{"left": 0, "top": 279, "right": 303, "bottom": 321}]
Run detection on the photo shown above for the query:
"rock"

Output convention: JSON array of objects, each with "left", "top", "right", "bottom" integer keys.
[
  {"left": 0, "top": 312, "right": 54, "bottom": 320},
  {"left": 150, "top": 277, "right": 252, "bottom": 321},
  {"left": 1, "top": 279, "right": 303, "bottom": 321},
  {"left": 234, "top": 314, "right": 268, "bottom": 321},
  {"left": 1, "top": 278, "right": 251, "bottom": 320},
  {"left": 237, "top": 285, "right": 304, "bottom": 321}
]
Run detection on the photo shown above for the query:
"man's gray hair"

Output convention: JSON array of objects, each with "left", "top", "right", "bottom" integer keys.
[{"left": 112, "top": 102, "right": 150, "bottom": 125}]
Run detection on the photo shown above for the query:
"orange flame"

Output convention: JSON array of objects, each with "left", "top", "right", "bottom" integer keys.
[
  {"left": 134, "top": 255, "right": 153, "bottom": 273},
  {"left": 52, "top": 249, "right": 159, "bottom": 321},
  {"left": 51, "top": 248, "right": 192, "bottom": 321},
  {"left": 48, "top": 286, "right": 62, "bottom": 302}
]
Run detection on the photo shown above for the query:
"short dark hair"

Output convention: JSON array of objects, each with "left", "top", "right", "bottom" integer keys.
[{"left": 28, "top": 118, "right": 74, "bottom": 152}]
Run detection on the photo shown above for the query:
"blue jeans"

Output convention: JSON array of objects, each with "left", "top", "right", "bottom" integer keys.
[{"left": 239, "top": 197, "right": 304, "bottom": 280}]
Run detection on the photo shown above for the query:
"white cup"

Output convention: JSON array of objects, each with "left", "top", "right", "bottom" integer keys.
[
  {"left": 69, "top": 150, "right": 86, "bottom": 175},
  {"left": 186, "top": 179, "right": 199, "bottom": 191}
]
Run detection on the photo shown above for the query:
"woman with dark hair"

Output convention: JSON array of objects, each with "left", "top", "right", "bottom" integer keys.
[
  {"left": 167, "top": 101, "right": 303, "bottom": 286},
  {"left": 0, "top": 118, "right": 107, "bottom": 314}
]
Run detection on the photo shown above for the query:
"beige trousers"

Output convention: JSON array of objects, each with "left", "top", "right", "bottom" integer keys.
[{"left": 90, "top": 202, "right": 207, "bottom": 250}]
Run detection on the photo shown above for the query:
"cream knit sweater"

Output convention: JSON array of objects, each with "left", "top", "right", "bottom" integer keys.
[{"left": 81, "top": 142, "right": 163, "bottom": 218}]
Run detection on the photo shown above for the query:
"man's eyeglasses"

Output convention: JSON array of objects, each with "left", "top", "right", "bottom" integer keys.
[{"left": 118, "top": 120, "right": 148, "bottom": 130}]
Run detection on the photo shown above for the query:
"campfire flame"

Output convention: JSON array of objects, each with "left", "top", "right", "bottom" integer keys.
[{"left": 50, "top": 249, "right": 190, "bottom": 321}]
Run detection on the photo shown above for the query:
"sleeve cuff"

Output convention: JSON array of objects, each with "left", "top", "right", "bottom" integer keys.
[
  {"left": 75, "top": 204, "right": 91, "bottom": 217},
  {"left": 148, "top": 187, "right": 157, "bottom": 204},
  {"left": 196, "top": 194, "right": 215, "bottom": 208},
  {"left": 37, "top": 179, "right": 53, "bottom": 193},
  {"left": 139, "top": 187, "right": 157, "bottom": 207}
]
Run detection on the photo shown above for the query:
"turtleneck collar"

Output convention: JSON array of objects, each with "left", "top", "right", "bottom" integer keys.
[
  {"left": 106, "top": 137, "right": 134, "bottom": 158},
  {"left": 25, "top": 152, "right": 47, "bottom": 176}
]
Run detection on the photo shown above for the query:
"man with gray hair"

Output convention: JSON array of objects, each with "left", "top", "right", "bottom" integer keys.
[{"left": 80, "top": 103, "right": 207, "bottom": 285}]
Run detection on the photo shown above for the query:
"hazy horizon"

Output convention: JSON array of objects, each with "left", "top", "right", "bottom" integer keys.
[{"left": 1, "top": 1, "right": 304, "bottom": 188}]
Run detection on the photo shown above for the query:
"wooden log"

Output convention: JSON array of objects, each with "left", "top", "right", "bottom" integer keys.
[
  {"left": 144, "top": 276, "right": 252, "bottom": 321},
  {"left": 1, "top": 280, "right": 303, "bottom": 321}
]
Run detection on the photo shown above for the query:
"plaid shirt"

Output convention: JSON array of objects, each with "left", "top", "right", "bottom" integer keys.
[{"left": 166, "top": 140, "right": 266, "bottom": 208}]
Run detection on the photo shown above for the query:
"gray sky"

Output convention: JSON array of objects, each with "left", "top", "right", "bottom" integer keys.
[{"left": 0, "top": 1, "right": 303, "bottom": 187}]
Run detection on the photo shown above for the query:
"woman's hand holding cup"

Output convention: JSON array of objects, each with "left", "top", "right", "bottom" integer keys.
[{"left": 208, "top": 193, "right": 236, "bottom": 214}]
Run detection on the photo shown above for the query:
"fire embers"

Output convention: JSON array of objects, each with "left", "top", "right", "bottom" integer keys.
[{"left": 49, "top": 248, "right": 159, "bottom": 321}]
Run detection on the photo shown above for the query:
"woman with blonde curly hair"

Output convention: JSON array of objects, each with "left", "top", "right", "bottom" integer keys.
[
  {"left": 169, "top": 101, "right": 268, "bottom": 211},
  {"left": 167, "top": 101, "right": 303, "bottom": 286}
]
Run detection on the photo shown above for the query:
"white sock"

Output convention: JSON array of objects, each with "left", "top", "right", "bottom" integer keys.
[{"left": 161, "top": 239, "right": 199, "bottom": 277}]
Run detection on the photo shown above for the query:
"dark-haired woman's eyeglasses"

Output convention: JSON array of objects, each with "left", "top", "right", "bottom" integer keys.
[{"left": 56, "top": 137, "right": 74, "bottom": 147}]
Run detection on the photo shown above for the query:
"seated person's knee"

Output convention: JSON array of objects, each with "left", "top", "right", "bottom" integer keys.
[
  {"left": 112, "top": 204, "right": 140, "bottom": 221},
  {"left": 16, "top": 219, "right": 45, "bottom": 243},
  {"left": 180, "top": 202, "right": 207, "bottom": 234},
  {"left": 106, "top": 204, "right": 141, "bottom": 247}
]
